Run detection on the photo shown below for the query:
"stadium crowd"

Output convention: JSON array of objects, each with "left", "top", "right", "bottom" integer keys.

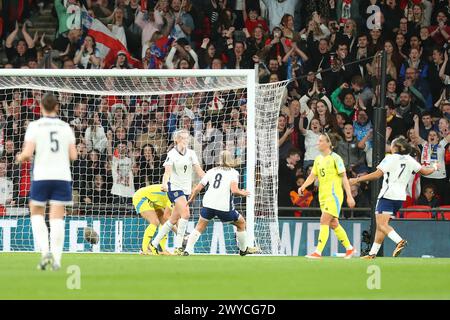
[{"left": 0, "top": 0, "right": 449, "bottom": 218}]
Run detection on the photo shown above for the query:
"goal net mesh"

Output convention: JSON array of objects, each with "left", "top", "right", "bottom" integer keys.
[{"left": 0, "top": 72, "right": 287, "bottom": 255}]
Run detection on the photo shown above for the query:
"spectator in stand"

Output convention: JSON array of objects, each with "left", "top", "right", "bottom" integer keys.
[
  {"left": 278, "top": 149, "right": 301, "bottom": 217},
  {"left": 335, "top": 122, "right": 366, "bottom": 169},
  {"left": 136, "top": 143, "right": 162, "bottom": 188},
  {"left": 110, "top": 141, "right": 135, "bottom": 204},
  {"left": 5, "top": 22, "right": 37, "bottom": 69},
  {"left": 0, "top": 160, "right": 14, "bottom": 207},
  {"left": 416, "top": 184, "right": 440, "bottom": 208},
  {"left": 70, "top": 101, "right": 89, "bottom": 139},
  {"left": 85, "top": 112, "right": 108, "bottom": 153},
  {"left": 413, "top": 114, "right": 450, "bottom": 204},
  {"left": 73, "top": 35, "right": 101, "bottom": 69},
  {"left": 72, "top": 141, "right": 89, "bottom": 200},
  {"left": 242, "top": 1, "right": 268, "bottom": 34},
  {"left": 83, "top": 174, "right": 112, "bottom": 205},
  {"left": 168, "top": 0, "right": 195, "bottom": 43},
  {"left": 299, "top": 113, "right": 322, "bottom": 171},
  {"left": 386, "top": 99, "right": 406, "bottom": 140},
  {"left": 278, "top": 114, "right": 294, "bottom": 160},
  {"left": 418, "top": 111, "right": 437, "bottom": 140},
  {"left": 136, "top": 117, "right": 167, "bottom": 157}
]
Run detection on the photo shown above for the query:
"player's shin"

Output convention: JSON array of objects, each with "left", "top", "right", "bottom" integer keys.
[
  {"left": 142, "top": 224, "right": 158, "bottom": 252},
  {"left": 316, "top": 225, "right": 330, "bottom": 254},
  {"left": 174, "top": 218, "right": 189, "bottom": 248},
  {"left": 151, "top": 221, "right": 173, "bottom": 248},
  {"left": 31, "top": 214, "right": 49, "bottom": 256},
  {"left": 236, "top": 231, "right": 248, "bottom": 252},
  {"left": 184, "top": 229, "right": 201, "bottom": 254},
  {"left": 49, "top": 218, "right": 65, "bottom": 266},
  {"left": 333, "top": 225, "right": 353, "bottom": 250}
]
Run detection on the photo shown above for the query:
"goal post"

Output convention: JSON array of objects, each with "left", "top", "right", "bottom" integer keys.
[{"left": 0, "top": 68, "right": 287, "bottom": 255}]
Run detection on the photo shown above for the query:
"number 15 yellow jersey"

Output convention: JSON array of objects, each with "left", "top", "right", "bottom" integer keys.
[{"left": 312, "top": 152, "right": 346, "bottom": 204}]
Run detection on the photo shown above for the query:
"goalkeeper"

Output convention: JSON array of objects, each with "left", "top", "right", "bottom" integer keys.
[{"left": 133, "top": 184, "right": 176, "bottom": 254}]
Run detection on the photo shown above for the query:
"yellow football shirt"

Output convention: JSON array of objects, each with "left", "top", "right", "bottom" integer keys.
[
  {"left": 132, "top": 184, "right": 171, "bottom": 213},
  {"left": 312, "top": 152, "right": 346, "bottom": 204}
]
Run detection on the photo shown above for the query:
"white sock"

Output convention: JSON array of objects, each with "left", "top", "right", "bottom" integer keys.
[
  {"left": 31, "top": 214, "right": 49, "bottom": 257},
  {"left": 151, "top": 221, "right": 173, "bottom": 247},
  {"left": 185, "top": 229, "right": 201, "bottom": 254},
  {"left": 50, "top": 219, "right": 65, "bottom": 266},
  {"left": 236, "top": 231, "right": 248, "bottom": 251},
  {"left": 174, "top": 218, "right": 189, "bottom": 248},
  {"left": 387, "top": 230, "right": 402, "bottom": 244},
  {"left": 369, "top": 242, "right": 382, "bottom": 256}
]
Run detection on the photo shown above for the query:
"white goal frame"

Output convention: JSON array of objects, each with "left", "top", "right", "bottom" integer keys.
[{"left": 0, "top": 68, "right": 258, "bottom": 248}]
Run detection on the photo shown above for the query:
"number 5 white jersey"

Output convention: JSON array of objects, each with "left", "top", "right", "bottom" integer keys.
[
  {"left": 377, "top": 154, "right": 422, "bottom": 201},
  {"left": 200, "top": 167, "right": 239, "bottom": 212},
  {"left": 163, "top": 147, "right": 200, "bottom": 195},
  {"left": 24, "top": 117, "right": 76, "bottom": 181}
]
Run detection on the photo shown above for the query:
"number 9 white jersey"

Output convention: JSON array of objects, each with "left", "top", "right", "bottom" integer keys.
[
  {"left": 163, "top": 147, "right": 200, "bottom": 195},
  {"left": 24, "top": 117, "right": 76, "bottom": 181},
  {"left": 377, "top": 154, "right": 422, "bottom": 201},
  {"left": 200, "top": 167, "right": 239, "bottom": 212}
]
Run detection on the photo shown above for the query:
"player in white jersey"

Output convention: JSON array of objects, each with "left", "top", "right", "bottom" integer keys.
[
  {"left": 183, "top": 150, "right": 258, "bottom": 256},
  {"left": 16, "top": 93, "right": 77, "bottom": 271},
  {"left": 149, "top": 129, "right": 205, "bottom": 255},
  {"left": 350, "top": 137, "right": 438, "bottom": 259}
]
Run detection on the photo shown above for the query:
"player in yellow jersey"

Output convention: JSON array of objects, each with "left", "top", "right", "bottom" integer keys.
[
  {"left": 298, "top": 133, "right": 356, "bottom": 259},
  {"left": 132, "top": 184, "right": 175, "bottom": 255}
]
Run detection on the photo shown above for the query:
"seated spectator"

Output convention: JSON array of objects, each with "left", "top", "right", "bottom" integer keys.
[
  {"left": 136, "top": 118, "right": 168, "bottom": 157},
  {"left": 416, "top": 184, "right": 440, "bottom": 208},
  {"left": 0, "top": 160, "right": 14, "bottom": 207},
  {"left": 85, "top": 112, "right": 108, "bottom": 153}
]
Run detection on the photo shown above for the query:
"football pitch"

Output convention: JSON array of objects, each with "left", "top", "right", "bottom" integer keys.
[{"left": 1, "top": 253, "right": 450, "bottom": 299}]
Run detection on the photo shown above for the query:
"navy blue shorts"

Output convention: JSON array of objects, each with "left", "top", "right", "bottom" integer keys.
[
  {"left": 200, "top": 207, "right": 240, "bottom": 222},
  {"left": 375, "top": 198, "right": 404, "bottom": 215},
  {"left": 167, "top": 182, "right": 189, "bottom": 203},
  {"left": 29, "top": 180, "right": 73, "bottom": 207}
]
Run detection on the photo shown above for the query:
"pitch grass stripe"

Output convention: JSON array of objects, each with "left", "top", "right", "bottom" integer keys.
[{"left": 1, "top": 253, "right": 450, "bottom": 299}]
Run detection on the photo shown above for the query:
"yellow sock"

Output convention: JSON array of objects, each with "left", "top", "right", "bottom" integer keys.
[
  {"left": 316, "top": 225, "right": 330, "bottom": 254},
  {"left": 333, "top": 225, "right": 352, "bottom": 250},
  {"left": 142, "top": 224, "right": 157, "bottom": 252}
]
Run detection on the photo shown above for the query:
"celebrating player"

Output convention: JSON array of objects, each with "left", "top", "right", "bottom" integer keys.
[
  {"left": 350, "top": 137, "right": 439, "bottom": 259},
  {"left": 183, "top": 150, "right": 257, "bottom": 256},
  {"left": 298, "top": 133, "right": 356, "bottom": 259},
  {"left": 16, "top": 93, "right": 77, "bottom": 270},
  {"left": 150, "top": 129, "right": 205, "bottom": 255},
  {"left": 132, "top": 184, "right": 177, "bottom": 255}
]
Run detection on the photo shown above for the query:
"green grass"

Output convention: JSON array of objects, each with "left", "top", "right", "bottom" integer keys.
[{"left": 1, "top": 253, "right": 449, "bottom": 299}]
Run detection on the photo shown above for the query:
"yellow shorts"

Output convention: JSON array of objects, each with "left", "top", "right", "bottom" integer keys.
[
  {"left": 132, "top": 194, "right": 171, "bottom": 214},
  {"left": 319, "top": 196, "right": 343, "bottom": 218}
]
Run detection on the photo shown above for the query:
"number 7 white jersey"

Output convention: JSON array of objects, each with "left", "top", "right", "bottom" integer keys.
[
  {"left": 200, "top": 167, "right": 239, "bottom": 212},
  {"left": 377, "top": 154, "right": 422, "bottom": 201},
  {"left": 24, "top": 117, "right": 76, "bottom": 181}
]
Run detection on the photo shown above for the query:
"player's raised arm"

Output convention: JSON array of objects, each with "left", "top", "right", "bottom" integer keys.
[
  {"left": 230, "top": 181, "right": 250, "bottom": 197},
  {"left": 350, "top": 169, "right": 384, "bottom": 185},
  {"left": 418, "top": 163, "right": 440, "bottom": 176}
]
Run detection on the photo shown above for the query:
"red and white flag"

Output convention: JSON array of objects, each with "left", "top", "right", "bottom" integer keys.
[{"left": 81, "top": 11, "right": 141, "bottom": 68}]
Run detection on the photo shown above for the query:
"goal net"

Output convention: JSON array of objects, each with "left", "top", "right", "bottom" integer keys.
[{"left": 0, "top": 69, "right": 287, "bottom": 255}]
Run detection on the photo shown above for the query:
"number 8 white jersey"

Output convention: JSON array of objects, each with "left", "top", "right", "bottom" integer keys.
[
  {"left": 24, "top": 117, "right": 76, "bottom": 181},
  {"left": 377, "top": 154, "right": 422, "bottom": 201},
  {"left": 163, "top": 147, "right": 200, "bottom": 195},
  {"left": 200, "top": 167, "right": 239, "bottom": 212}
]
